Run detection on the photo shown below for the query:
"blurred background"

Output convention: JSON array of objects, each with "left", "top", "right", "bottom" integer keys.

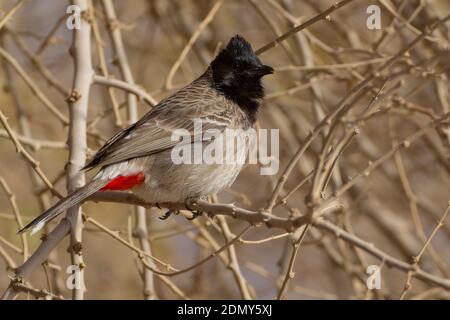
[{"left": 0, "top": 0, "right": 449, "bottom": 299}]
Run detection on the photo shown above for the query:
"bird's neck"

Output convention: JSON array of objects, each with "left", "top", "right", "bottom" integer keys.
[
  {"left": 228, "top": 95, "right": 260, "bottom": 125},
  {"left": 202, "top": 68, "right": 262, "bottom": 124}
]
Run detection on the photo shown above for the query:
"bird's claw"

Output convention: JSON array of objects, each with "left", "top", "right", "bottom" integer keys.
[
  {"left": 184, "top": 197, "right": 206, "bottom": 220},
  {"left": 186, "top": 210, "right": 203, "bottom": 220},
  {"left": 159, "top": 210, "right": 179, "bottom": 220}
]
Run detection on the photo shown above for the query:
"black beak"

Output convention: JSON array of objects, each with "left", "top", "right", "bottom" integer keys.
[
  {"left": 255, "top": 65, "right": 274, "bottom": 77},
  {"left": 249, "top": 64, "right": 273, "bottom": 78}
]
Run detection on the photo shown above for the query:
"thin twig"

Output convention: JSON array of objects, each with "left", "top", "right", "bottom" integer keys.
[
  {"left": 399, "top": 204, "right": 450, "bottom": 299},
  {"left": 165, "top": 0, "right": 223, "bottom": 89}
]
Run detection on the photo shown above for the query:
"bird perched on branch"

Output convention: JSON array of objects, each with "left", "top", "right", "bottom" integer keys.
[{"left": 19, "top": 35, "right": 273, "bottom": 234}]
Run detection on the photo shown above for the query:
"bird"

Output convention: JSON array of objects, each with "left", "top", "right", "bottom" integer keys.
[{"left": 19, "top": 35, "right": 273, "bottom": 235}]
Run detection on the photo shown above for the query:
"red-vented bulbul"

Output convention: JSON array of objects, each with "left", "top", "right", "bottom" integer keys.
[{"left": 19, "top": 35, "right": 273, "bottom": 234}]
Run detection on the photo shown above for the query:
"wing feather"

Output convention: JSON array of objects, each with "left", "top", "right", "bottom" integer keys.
[{"left": 84, "top": 76, "right": 240, "bottom": 170}]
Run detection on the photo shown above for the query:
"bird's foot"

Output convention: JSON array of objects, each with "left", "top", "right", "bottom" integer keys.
[
  {"left": 158, "top": 210, "right": 179, "bottom": 220},
  {"left": 184, "top": 196, "right": 206, "bottom": 220},
  {"left": 186, "top": 210, "right": 203, "bottom": 220}
]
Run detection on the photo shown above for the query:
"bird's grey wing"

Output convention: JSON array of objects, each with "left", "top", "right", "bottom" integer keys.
[{"left": 84, "top": 84, "right": 235, "bottom": 170}]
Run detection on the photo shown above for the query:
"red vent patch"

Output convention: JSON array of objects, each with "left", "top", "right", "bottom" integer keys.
[{"left": 100, "top": 172, "right": 145, "bottom": 191}]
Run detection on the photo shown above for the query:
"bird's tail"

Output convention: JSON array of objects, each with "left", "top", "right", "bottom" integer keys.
[{"left": 18, "top": 179, "right": 107, "bottom": 235}]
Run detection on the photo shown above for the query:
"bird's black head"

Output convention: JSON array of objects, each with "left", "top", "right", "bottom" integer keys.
[{"left": 210, "top": 35, "right": 273, "bottom": 121}]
